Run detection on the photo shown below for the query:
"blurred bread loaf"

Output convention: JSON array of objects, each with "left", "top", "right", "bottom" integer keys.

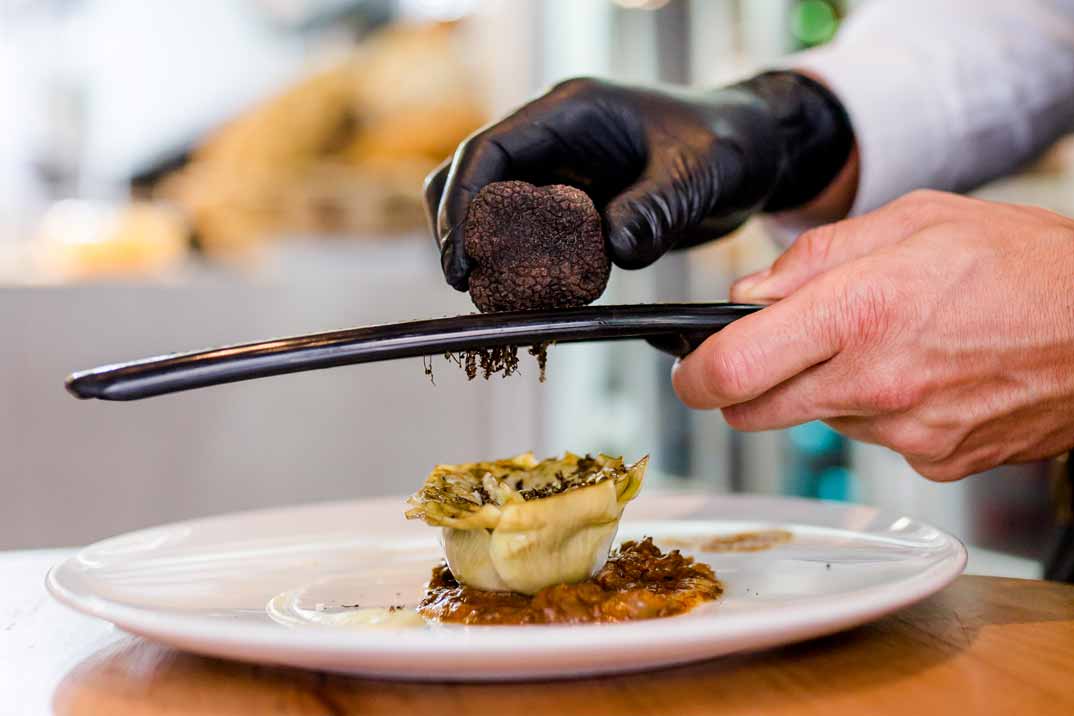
[{"left": 156, "top": 22, "right": 486, "bottom": 259}]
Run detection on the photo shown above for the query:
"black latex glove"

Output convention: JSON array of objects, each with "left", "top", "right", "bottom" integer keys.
[{"left": 425, "top": 71, "right": 853, "bottom": 291}]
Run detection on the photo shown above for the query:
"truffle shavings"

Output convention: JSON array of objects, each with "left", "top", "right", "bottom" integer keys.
[
  {"left": 426, "top": 342, "right": 552, "bottom": 384},
  {"left": 404, "top": 452, "right": 643, "bottom": 527}
]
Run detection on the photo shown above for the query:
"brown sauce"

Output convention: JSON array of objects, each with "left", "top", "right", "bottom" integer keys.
[
  {"left": 418, "top": 537, "right": 722, "bottom": 625},
  {"left": 665, "top": 529, "right": 793, "bottom": 553}
]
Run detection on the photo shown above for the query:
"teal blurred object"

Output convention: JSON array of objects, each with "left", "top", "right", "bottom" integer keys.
[
  {"left": 789, "top": 420, "right": 842, "bottom": 454},
  {"left": 786, "top": 422, "right": 856, "bottom": 501},
  {"left": 817, "top": 466, "right": 856, "bottom": 502}
]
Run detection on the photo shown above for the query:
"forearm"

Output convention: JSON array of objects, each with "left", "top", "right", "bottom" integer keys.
[{"left": 780, "top": 0, "right": 1074, "bottom": 223}]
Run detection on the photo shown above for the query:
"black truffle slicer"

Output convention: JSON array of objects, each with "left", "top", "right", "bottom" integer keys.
[{"left": 65, "top": 302, "right": 764, "bottom": 401}]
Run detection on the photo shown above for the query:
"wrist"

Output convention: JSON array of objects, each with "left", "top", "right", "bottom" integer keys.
[
  {"left": 735, "top": 71, "right": 855, "bottom": 213},
  {"left": 771, "top": 144, "right": 859, "bottom": 227}
]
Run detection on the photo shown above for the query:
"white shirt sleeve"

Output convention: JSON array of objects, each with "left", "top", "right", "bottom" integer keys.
[{"left": 779, "top": 0, "right": 1074, "bottom": 226}]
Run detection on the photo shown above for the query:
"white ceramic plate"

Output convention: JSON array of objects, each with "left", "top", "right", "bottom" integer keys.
[{"left": 47, "top": 494, "right": 965, "bottom": 681}]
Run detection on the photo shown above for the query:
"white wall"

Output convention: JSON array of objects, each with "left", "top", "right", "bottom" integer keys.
[
  {"left": 4, "top": 0, "right": 311, "bottom": 198},
  {"left": 78, "top": 0, "right": 309, "bottom": 185},
  {"left": 0, "top": 241, "right": 547, "bottom": 548}
]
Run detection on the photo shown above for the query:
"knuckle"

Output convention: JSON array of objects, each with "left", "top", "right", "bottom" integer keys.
[
  {"left": 882, "top": 420, "right": 949, "bottom": 462},
  {"left": 455, "top": 128, "right": 490, "bottom": 160},
  {"left": 448, "top": 131, "right": 509, "bottom": 194},
  {"left": 550, "top": 76, "right": 604, "bottom": 97},
  {"left": 865, "top": 377, "right": 925, "bottom": 415},
  {"left": 908, "top": 458, "right": 970, "bottom": 483},
  {"left": 793, "top": 224, "right": 839, "bottom": 266},
  {"left": 833, "top": 273, "right": 898, "bottom": 348},
  {"left": 720, "top": 405, "right": 754, "bottom": 431},
  {"left": 899, "top": 188, "right": 950, "bottom": 207},
  {"left": 446, "top": 135, "right": 483, "bottom": 176},
  {"left": 859, "top": 367, "right": 927, "bottom": 412},
  {"left": 888, "top": 190, "right": 952, "bottom": 224},
  {"left": 423, "top": 165, "right": 447, "bottom": 195}
]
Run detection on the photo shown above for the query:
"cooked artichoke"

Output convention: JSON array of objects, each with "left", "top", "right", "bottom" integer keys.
[{"left": 405, "top": 452, "right": 647, "bottom": 595}]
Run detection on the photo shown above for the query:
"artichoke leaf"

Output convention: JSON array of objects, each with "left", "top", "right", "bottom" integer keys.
[
  {"left": 407, "top": 452, "right": 648, "bottom": 595},
  {"left": 441, "top": 527, "right": 512, "bottom": 592},
  {"left": 487, "top": 479, "right": 622, "bottom": 594}
]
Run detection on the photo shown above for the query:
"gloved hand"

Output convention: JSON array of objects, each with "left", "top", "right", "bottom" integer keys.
[{"left": 425, "top": 70, "right": 854, "bottom": 291}]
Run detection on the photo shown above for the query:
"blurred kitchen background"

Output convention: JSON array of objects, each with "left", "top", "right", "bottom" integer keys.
[{"left": 3, "top": 0, "right": 1068, "bottom": 577}]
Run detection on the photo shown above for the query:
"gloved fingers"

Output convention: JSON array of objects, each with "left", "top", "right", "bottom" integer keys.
[
  {"left": 661, "top": 211, "right": 753, "bottom": 252},
  {"left": 604, "top": 139, "right": 755, "bottom": 269},
  {"left": 423, "top": 159, "right": 472, "bottom": 290},
  {"left": 435, "top": 92, "right": 641, "bottom": 287},
  {"left": 423, "top": 159, "right": 450, "bottom": 242},
  {"left": 603, "top": 175, "right": 679, "bottom": 269},
  {"left": 435, "top": 133, "right": 510, "bottom": 289}
]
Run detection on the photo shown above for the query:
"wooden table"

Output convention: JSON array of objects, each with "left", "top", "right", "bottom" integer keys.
[{"left": 5, "top": 550, "right": 1074, "bottom": 715}]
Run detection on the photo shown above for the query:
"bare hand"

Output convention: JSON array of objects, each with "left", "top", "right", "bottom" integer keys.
[{"left": 672, "top": 190, "right": 1074, "bottom": 480}]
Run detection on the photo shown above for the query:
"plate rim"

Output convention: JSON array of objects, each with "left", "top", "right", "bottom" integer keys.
[{"left": 46, "top": 494, "right": 967, "bottom": 653}]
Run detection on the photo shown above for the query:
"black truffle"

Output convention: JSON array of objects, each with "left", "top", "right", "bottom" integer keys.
[{"left": 463, "top": 181, "right": 610, "bottom": 313}]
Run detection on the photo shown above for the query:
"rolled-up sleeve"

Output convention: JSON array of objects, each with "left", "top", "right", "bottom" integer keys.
[{"left": 784, "top": 0, "right": 1074, "bottom": 220}]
